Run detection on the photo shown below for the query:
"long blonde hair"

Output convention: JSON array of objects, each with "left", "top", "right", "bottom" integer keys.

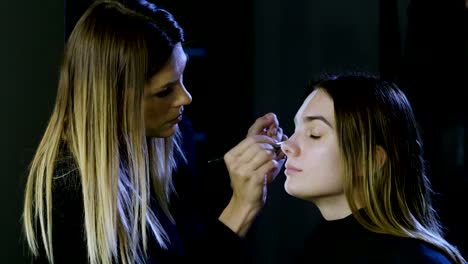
[
  {"left": 309, "top": 74, "right": 466, "bottom": 263},
  {"left": 22, "top": 1, "right": 186, "bottom": 263}
]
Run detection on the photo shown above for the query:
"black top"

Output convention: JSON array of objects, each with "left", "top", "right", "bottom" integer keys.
[
  {"left": 30, "top": 119, "right": 251, "bottom": 264},
  {"left": 296, "top": 212, "right": 453, "bottom": 264}
]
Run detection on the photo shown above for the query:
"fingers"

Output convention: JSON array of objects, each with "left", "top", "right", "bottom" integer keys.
[
  {"left": 257, "top": 159, "right": 280, "bottom": 184},
  {"left": 280, "top": 134, "right": 288, "bottom": 141},
  {"left": 275, "top": 134, "right": 289, "bottom": 160},
  {"left": 266, "top": 157, "right": 285, "bottom": 184},
  {"left": 247, "top": 112, "right": 279, "bottom": 137},
  {"left": 236, "top": 147, "right": 277, "bottom": 177},
  {"left": 225, "top": 135, "right": 281, "bottom": 184},
  {"left": 225, "top": 135, "right": 278, "bottom": 161},
  {"left": 223, "top": 114, "right": 287, "bottom": 210},
  {"left": 267, "top": 126, "right": 283, "bottom": 141},
  {"left": 225, "top": 143, "right": 278, "bottom": 187}
]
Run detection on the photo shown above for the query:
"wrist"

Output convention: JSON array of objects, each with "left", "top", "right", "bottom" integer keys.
[{"left": 218, "top": 196, "right": 261, "bottom": 237}]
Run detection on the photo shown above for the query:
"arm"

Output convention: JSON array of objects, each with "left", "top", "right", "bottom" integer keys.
[
  {"left": 170, "top": 113, "right": 285, "bottom": 263},
  {"left": 219, "top": 112, "right": 286, "bottom": 236}
]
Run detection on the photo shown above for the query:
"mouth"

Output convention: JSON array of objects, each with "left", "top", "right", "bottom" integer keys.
[
  {"left": 169, "top": 114, "right": 183, "bottom": 123},
  {"left": 284, "top": 163, "right": 302, "bottom": 175}
]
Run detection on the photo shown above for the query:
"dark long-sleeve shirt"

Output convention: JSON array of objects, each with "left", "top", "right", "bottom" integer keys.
[
  {"left": 29, "top": 151, "right": 251, "bottom": 264},
  {"left": 29, "top": 118, "right": 251, "bottom": 264},
  {"left": 296, "top": 212, "right": 454, "bottom": 264}
]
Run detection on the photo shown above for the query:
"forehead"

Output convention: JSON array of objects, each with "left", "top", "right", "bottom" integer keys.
[
  {"left": 146, "top": 43, "right": 187, "bottom": 90},
  {"left": 295, "top": 88, "right": 335, "bottom": 125},
  {"left": 164, "top": 43, "right": 187, "bottom": 75}
]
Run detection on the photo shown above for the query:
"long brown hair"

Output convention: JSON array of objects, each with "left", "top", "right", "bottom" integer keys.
[{"left": 308, "top": 73, "right": 466, "bottom": 263}]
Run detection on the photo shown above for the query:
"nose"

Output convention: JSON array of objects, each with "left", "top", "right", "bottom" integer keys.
[
  {"left": 281, "top": 139, "right": 291, "bottom": 156},
  {"left": 280, "top": 137, "right": 296, "bottom": 156},
  {"left": 175, "top": 83, "right": 192, "bottom": 106}
]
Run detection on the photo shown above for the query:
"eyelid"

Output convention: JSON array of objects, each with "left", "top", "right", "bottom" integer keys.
[
  {"left": 154, "top": 86, "right": 173, "bottom": 97},
  {"left": 307, "top": 129, "right": 321, "bottom": 139}
]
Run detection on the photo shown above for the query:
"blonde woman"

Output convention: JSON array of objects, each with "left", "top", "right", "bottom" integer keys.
[
  {"left": 22, "top": 0, "right": 285, "bottom": 263},
  {"left": 281, "top": 74, "right": 466, "bottom": 263}
]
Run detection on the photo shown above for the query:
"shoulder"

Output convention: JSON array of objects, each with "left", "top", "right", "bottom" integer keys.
[
  {"left": 32, "top": 145, "right": 87, "bottom": 263},
  {"left": 414, "top": 241, "right": 454, "bottom": 264},
  {"left": 53, "top": 145, "right": 81, "bottom": 191},
  {"left": 51, "top": 145, "right": 83, "bottom": 214},
  {"left": 383, "top": 236, "right": 454, "bottom": 264}
]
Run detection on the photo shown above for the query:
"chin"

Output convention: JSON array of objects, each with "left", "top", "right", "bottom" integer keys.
[
  {"left": 284, "top": 180, "right": 312, "bottom": 201},
  {"left": 284, "top": 179, "right": 297, "bottom": 197},
  {"left": 147, "top": 124, "right": 177, "bottom": 138}
]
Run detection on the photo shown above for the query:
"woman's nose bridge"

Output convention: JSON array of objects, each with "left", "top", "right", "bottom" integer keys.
[{"left": 176, "top": 83, "right": 192, "bottom": 105}]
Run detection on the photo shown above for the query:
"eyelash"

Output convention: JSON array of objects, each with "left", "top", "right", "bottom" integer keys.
[
  {"left": 154, "top": 86, "right": 173, "bottom": 97},
  {"left": 309, "top": 135, "right": 320, "bottom": 139}
]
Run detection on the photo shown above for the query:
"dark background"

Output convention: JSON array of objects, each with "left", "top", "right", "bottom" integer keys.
[{"left": 1, "top": 0, "right": 466, "bottom": 263}]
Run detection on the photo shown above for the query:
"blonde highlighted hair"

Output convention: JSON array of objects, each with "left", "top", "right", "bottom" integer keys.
[{"left": 23, "top": 1, "right": 185, "bottom": 263}]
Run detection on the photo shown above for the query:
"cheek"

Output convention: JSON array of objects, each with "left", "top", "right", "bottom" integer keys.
[
  {"left": 143, "top": 99, "right": 166, "bottom": 125},
  {"left": 305, "top": 147, "right": 342, "bottom": 181},
  {"left": 286, "top": 140, "right": 344, "bottom": 199}
]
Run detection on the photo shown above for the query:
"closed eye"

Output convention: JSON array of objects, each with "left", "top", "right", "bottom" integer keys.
[{"left": 154, "top": 86, "right": 173, "bottom": 97}]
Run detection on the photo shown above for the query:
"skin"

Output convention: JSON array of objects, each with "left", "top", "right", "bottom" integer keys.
[
  {"left": 281, "top": 89, "right": 351, "bottom": 220},
  {"left": 143, "top": 42, "right": 192, "bottom": 138}
]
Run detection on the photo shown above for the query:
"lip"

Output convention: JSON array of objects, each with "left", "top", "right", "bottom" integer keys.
[
  {"left": 169, "top": 114, "right": 183, "bottom": 123},
  {"left": 284, "top": 163, "right": 302, "bottom": 175}
]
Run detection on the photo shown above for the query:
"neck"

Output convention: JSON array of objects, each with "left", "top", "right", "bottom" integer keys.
[{"left": 312, "top": 193, "right": 353, "bottom": 220}]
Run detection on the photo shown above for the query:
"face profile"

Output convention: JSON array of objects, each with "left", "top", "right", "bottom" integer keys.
[
  {"left": 282, "top": 89, "right": 346, "bottom": 218},
  {"left": 143, "top": 43, "right": 192, "bottom": 138}
]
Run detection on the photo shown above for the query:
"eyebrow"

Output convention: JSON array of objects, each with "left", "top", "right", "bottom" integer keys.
[
  {"left": 160, "top": 80, "right": 178, "bottom": 89},
  {"left": 294, "top": 115, "right": 333, "bottom": 128}
]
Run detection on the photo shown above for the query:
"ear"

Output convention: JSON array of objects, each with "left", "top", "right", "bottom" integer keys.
[{"left": 375, "top": 145, "right": 387, "bottom": 170}]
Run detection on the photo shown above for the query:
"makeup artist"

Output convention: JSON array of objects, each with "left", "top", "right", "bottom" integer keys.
[{"left": 21, "top": 0, "right": 285, "bottom": 263}]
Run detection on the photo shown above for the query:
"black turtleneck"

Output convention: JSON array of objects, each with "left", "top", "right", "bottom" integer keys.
[{"left": 296, "top": 212, "right": 454, "bottom": 264}]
